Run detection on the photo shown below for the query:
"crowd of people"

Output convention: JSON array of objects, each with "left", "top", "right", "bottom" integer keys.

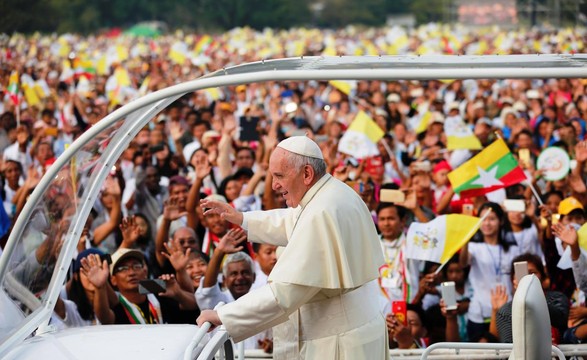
[{"left": 2, "top": 23, "right": 587, "bottom": 352}]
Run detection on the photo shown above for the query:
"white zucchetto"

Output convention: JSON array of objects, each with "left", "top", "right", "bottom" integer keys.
[{"left": 277, "top": 136, "right": 324, "bottom": 160}]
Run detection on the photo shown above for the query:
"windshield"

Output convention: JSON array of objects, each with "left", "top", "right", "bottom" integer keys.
[{"left": 0, "top": 119, "right": 123, "bottom": 339}]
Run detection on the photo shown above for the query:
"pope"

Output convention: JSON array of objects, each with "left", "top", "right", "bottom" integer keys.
[{"left": 197, "top": 136, "right": 387, "bottom": 359}]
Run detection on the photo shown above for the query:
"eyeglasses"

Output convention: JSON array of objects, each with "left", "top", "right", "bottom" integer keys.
[{"left": 114, "top": 263, "right": 144, "bottom": 274}]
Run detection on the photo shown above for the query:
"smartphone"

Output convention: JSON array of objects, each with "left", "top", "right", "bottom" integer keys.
[
  {"left": 139, "top": 279, "right": 166, "bottom": 294},
  {"left": 514, "top": 261, "right": 529, "bottom": 283},
  {"left": 519, "top": 148, "right": 531, "bottom": 167},
  {"left": 503, "top": 199, "right": 526, "bottom": 213},
  {"left": 462, "top": 203, "right": 474, "bottom": 216},
  {"left": 441, "top": 281, "right": 458, "bottom": 311},
  {"left": 552, "top": 214, "right": 561, "bottom": 225},
  {"left": 391, "top": 300, "right": 407, "bottom": 326},
  {"left": 149, "top": 143, "right": 165, "bottom": 153},
  {"left": 239, "top": 116, "right": 260, "bottom": 141},
  {"left": 44, "top": 127, "right": 58, "bottom": 136},
  {"left": 380, "top": 189, "right": 406, "bottom": 203}
]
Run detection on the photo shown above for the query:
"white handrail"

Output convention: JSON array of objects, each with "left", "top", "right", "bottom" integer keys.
[{"left": 420, "top": 342, "right": 566, "bottom": 360}]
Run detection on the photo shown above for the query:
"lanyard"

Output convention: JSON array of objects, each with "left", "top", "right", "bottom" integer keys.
[{"left": 485, "top": 243, "right": 502, "bottom": 278}]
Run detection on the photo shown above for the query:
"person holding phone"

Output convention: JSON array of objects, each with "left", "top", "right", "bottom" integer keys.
[
  {"left": 491, "top": 253, "right": 569, "bottom": 344},
  {"left": 459, "top": 202, "right": 520, "bottom": 342}
]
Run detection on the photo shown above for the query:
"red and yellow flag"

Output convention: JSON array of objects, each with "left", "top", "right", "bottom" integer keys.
[{"left": 448, "top": 138, "right": 526, "bottom": 198}]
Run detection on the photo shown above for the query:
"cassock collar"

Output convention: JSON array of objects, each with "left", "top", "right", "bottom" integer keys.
[{"left": 298, "top": 173, "right": 331, "bottom": 209}]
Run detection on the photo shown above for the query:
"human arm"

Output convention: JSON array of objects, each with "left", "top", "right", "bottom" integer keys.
[
  {"left": 439, "top": 299, "right": 461, "bottom": 342},
  {"left": 119, "top": 215, "right": 141, "bottom": 249},
  {"left": 218, "top": 116, "right": 237, "bottom": 179},
  {"left": 92, "top": 178, "right": 122, "bottom": 246},
  {"left": 80, "top": 254, "right": 115, "bottom": 325},
  {"left": 202, "top": 228, "right": 246, "bottom": 289},
  {"left": 186, "top": 154, "right": 211, "bottom": 229},
  {"left": 489, "top": 284, "right": 509, "bottom": 339},
  {"left": 158, "top": 273, "right": 197, "bottom": 310},
  {"left": 386, "top": 312, "right": 417, "bottom": 349},
  {"left": 161, "top": 242, "right": 194, "bottom": 292},
  {"left": 198, "top": 282, "right": 320, "bottom": 342},
  {"left": 552, "top": 222, "right": 581, "bottom": 261},
  {"left": 155, "top": 195, "right": 188, "bottom": 267}
]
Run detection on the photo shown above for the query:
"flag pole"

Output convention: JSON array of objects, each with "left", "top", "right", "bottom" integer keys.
[
  {"left": 434, "top": 209, "right": 491, "bottom": 275},
  {"left": 379, "top": 137, "right": 394, "bottom": 160},
  {"left": 15, "top": 100, "right": 20, "bottom": 128}
]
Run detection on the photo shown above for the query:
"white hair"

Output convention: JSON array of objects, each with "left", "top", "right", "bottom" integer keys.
[
  {"left": 222, "top": 252, "right": 255, "bottom": 278},
  {"left": 286, "top": 152, "right": 327, "bottom": 179}
]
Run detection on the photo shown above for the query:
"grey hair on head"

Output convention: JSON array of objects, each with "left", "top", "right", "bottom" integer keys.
[
  {"left": 286, "top": 152, "right": 327, "bottom": 179},
  {"left": 222, "top": 251, "right": 255, "bottom": 278},
  {"left": 171, "top": 226, "right": 198, "bottom": 240}
]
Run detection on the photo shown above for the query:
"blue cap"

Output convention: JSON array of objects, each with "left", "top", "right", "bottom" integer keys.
[{"left": 73, "top": 248, "right": 105, "bottom": 273}]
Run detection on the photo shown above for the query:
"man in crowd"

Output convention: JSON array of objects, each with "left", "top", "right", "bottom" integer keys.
[{"left": 198, "top": 136, "right": 387, "bottom": 359}]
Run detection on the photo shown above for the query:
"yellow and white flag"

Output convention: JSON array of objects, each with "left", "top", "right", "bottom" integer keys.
[
  {"left": 405, "top": 214, "right": 481, "bottom": 264},
  {"left": 329, "top": 80, "right": 353, "bottom": 96},
  {"left": 409, "top": 111, "right": 432, "bottom": 134},
  {"left": 337, "top": 111, "right": 384, "bottom": 159},
  {"left": 445, "top": 115, "right": 482, "bottom": 150}
]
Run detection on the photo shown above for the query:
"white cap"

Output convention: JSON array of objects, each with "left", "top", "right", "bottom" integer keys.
[
  {"left": 526, "top": 89, "right": 541, "bottom": 100},
  {"left": 386, "top": 93, "right": 400, "bottom": 103},
  {"left": 277, "top": 136, "right": 324, "bottom": 160}
]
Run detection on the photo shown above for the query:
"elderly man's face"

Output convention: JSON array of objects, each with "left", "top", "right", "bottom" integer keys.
[
  {"left": 269, "top": 148, "right": 308, "bottom": 208},
  {"left": 224, "top": 260, "right": 255, "bottom": 300}
]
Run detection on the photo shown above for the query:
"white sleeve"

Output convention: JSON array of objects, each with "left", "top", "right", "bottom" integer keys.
[
  {"left": 572, "top": 252, "right": 587, "bottom": 294},
  {"left": 217, "top": 282, "right": 320, "bottom": 342},
  {"left": 195, "top": 281, "right": 232, "bottom": 310},
  {"left": 242, "top": 208, "right": 296, "bottom": 247}
]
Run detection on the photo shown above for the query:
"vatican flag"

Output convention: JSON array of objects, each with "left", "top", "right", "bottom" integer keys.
[
  {"left": 405, "top": 214, "right": 481, "bottom": 264},
  {"left": 337, "top": 111, "right": 384, "bottom": 159}
]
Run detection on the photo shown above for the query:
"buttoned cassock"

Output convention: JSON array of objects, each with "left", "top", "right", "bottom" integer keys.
[{"left": 217, "top": 173, "right": 388, "bottom": 359}]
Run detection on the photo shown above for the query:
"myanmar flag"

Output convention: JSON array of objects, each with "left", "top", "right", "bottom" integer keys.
[
  {"left": 338, "top": 110, "right": 384, "bottom": 159},
  {"left": 405, "top": 214, "right": 481, "bottom": 264},
  {"left": 445, "top": 115, "right": 482, "bottom": 150},
  {"left": 7, "top": 71, "right": 19, "bottom": 105},
  {"left": 448, "top": 138, "right": 526, "bottom": 198}
]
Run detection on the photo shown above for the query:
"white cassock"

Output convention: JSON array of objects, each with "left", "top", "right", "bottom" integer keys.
[{"left": 217, "top": 173, "right": 388, "bottom": 359}]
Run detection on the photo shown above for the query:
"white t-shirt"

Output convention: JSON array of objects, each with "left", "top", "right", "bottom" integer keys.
[
  {"left": 509, "top": 225, "right": 543, "bottom": 259},
  {"left": 467, "top": 242, "right": 520, "bottom": 323}
]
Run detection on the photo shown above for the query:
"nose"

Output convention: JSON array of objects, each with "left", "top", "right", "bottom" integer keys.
[{"left": 272, "top": 178, "right": 280, "bottom": 191}]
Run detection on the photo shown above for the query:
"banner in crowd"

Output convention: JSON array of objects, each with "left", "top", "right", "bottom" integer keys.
[
  {"left": 337, "top": 110, "right": 384, "bottom": 159},
  {"left": 444, "top": 115, "right": 482, "bottom": 150},
  {"left": 405, "top": 214, "right": 481, "bottom": 264},
  {"left": 448, "top": 138, "right": 526, "bottom": 198}
]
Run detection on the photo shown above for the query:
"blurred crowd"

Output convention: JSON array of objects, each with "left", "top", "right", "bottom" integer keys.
[{"left": 2, "top": 23, "right": 587, "bottom": 351}]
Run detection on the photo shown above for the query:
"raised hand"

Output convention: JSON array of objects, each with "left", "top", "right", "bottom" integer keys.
[
  {"left": 158, "top": 273, "right": 180, "bottom": 298},
  {"left": 490, "top": 284, "right": 508, "bottom": 311},
  {"left": 216, "top": 228, "right": 247, "bottom": 254},
  {"left": 200, "top": 198, "right": 243, "bottom": 225},
  {"left": 195, "top": 154, "right": 212, "bottom": 180},
  {"left": 104, "top": 176, "right": 121, "bottom": 198},
  {"left": 164, "top": 195, "right": 188, "bottom": 221},
  {"left": 169, "top": 121, "right": 184, "bottom": 141},
  {"left": 576, "top": 141, "right": 587, "bottom": 163},
  {"left": 162, "top": 242, "right": 191, "bottom": 271},
  {"left": 80, "top": 254, "right": 110, "bottom": 289},
  {"left": 120, "top": 215, "right": 141, "bottom": 245},
  {"left": 552, "top": 222, "right": 578, "bottom": 247}
]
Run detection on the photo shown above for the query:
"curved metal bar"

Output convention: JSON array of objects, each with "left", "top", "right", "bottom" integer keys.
[
  {"left": 420, "top": 342, "right": 566, "bottom": 360},
  {"left": 183, "top": 322, "right": 211, "bottom": 360},
  {"left": 196, "top": 329, "right": 233, "bottom": 360}
]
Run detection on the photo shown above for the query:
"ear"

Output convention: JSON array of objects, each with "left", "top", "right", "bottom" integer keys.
[
  {"left": 110, "top": 275, "right": 118, "bottom": 288},
  {"left": 302, "top": 165, "right": 315, "bottom": 186}
]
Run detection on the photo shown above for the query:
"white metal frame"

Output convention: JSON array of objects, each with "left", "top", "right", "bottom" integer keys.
[
  {"left": 2, "top": 54, "right": 587, "bottom": 357},
  {"left": 420, "top": 342, "right": 566, "bottom": 360}
]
